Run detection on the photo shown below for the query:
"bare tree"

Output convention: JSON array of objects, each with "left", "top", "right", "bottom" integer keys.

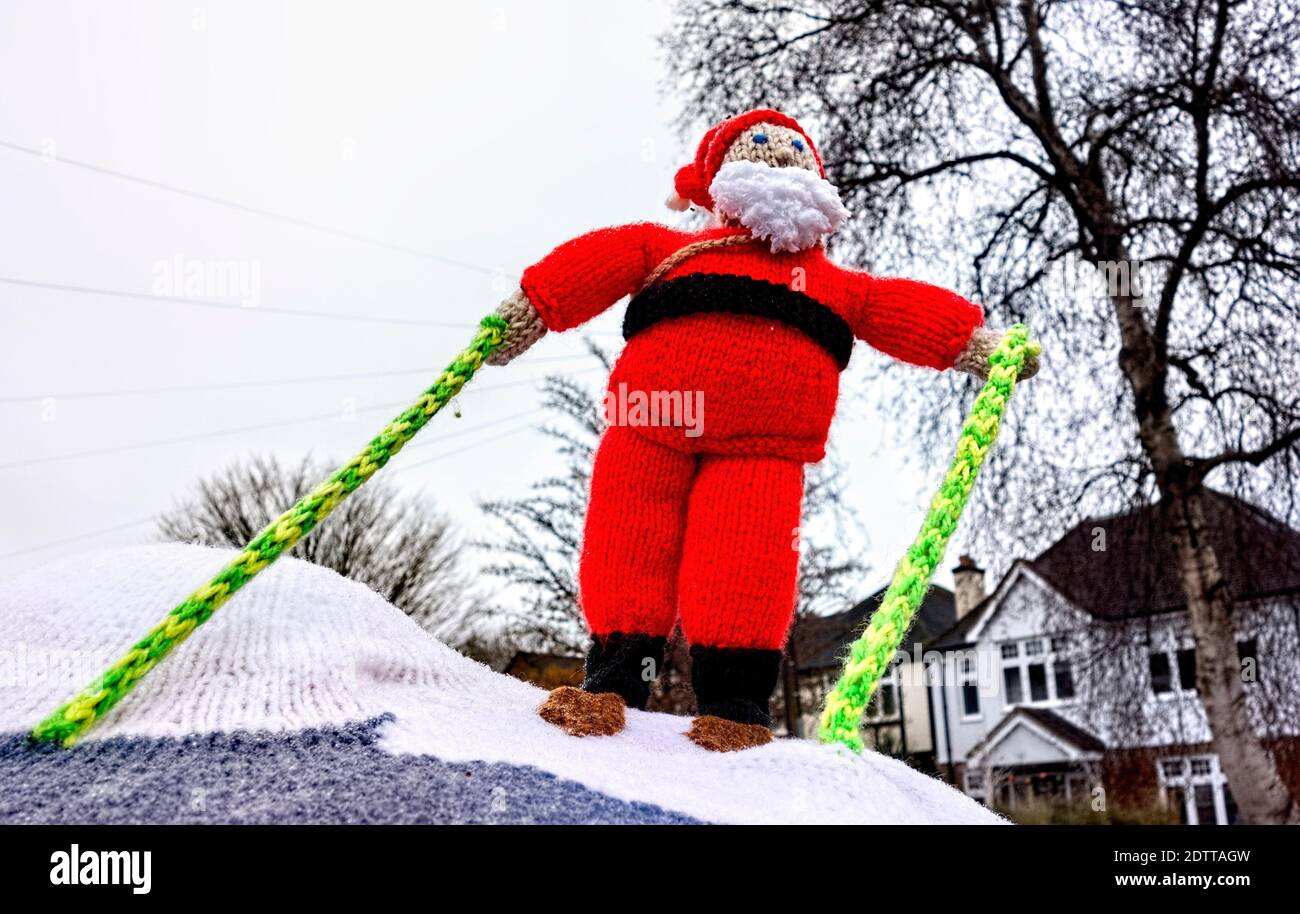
[
  {"left": 477, "top": 342, "right": 869, "bottom": 714},
  {"left": 1029, "top": 493, "right": 1300, "bottom": 823},
  {"left": 475, "top": 343, "right": 612, "bottom": 658},
  {"left": 157, "top": 454, "right": 474, "bottom": 631},
  {"left": 665, "top": 0, "right": 1300, "bottom": 820}
]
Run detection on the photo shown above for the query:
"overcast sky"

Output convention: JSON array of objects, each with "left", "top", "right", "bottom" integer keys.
[{"left": 0, "top": 0, "right": 962, "bottom": 598}]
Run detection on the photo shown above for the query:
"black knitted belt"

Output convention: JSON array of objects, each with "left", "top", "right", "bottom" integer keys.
[{"left": 622, "top": 273, "right": 854, "bottom": 370}]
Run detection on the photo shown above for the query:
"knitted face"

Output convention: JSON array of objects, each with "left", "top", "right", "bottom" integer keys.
[
  {"left": 710, "top": 123, "right": 848, "bottom": 252},
  {"left": 721, "top": 123, "right": 820, "bottom": 173}
]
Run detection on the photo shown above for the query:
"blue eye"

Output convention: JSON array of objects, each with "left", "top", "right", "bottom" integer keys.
[
  {"left": 792, "top": 139, "right": 805, "bottom": 151},
  {"left": 752, "top": 133, "right": 768, "bottom": 144}
]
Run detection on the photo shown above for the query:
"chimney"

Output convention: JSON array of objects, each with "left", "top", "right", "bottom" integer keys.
[{"left": 952, "top": 555, "right": 985, "bottom": 620}]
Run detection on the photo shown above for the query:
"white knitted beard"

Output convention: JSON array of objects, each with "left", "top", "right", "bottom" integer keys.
[{"left": 708, "top": 160, "right": 849, "bottom": 253}]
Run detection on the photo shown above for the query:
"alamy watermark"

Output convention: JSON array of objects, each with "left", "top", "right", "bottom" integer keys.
[
  {"left": 604, "top": 383, "right": 704, "bottom": 438},
  {"left": 152, "top": 254, "right": 261, "bottom": 308},
  {"left": 1045, "top": 252, "right": 1160, "bottom": 306},
  {"left": 49, "top": 844, "right": 151, "bottom": 894}
]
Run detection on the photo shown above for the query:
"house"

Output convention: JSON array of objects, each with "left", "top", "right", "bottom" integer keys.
[
  {"left": 926, "top": 491, "right": 1300, "bottom": 823},
  {"left": 773, "top": 582, "right": 958, "bottom": 769}
]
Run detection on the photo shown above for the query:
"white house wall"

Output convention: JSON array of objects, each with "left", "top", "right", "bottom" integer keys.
[
  {"left": 931, "top": 567, "right": 1088, "bottom": 766},
  {"left": 899, "top": 660, "right": 934, "bottom": 754}
]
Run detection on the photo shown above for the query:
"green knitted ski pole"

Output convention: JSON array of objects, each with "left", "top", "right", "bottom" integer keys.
[
  {"left": 31, "top": 314, "right": 508, "bottom": 747},
  {"left": 819, "top": 325, "right": 1039, "bottom": 752}
]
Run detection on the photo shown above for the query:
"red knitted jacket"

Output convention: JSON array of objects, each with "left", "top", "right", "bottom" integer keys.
[{"left": 521, "top": 223, "right": 983, "bottom": 462}]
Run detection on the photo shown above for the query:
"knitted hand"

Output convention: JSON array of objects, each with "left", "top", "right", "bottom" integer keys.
[
  {"left": 486, "top": 288, "right": 548, "bottom": 366},
  {"left": 954, "top": 326, "right": 1040, "bottom": 381}
]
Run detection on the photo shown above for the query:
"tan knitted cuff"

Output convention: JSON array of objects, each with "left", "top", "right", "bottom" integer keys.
[
  {"left": 954, "top": 326, "right": 1039, "bottom": 380},
  {"left": 486, "top": 288, "right": 548, "bottom": 366},
  {"left": 953, "top": 327, "right": 999, "bottom": 380}
]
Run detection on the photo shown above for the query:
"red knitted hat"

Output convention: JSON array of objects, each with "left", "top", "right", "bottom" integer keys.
[{"left": 666, "top": 108, "right": 824, "bottom": 212}]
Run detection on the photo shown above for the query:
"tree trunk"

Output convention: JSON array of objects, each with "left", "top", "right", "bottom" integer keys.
[
  {"left": 782, "top": 639, "right": 802, "bottom": 738},
  {"left": 1167, "top": 489, "right": 1298, "bottom": 823},
  {"left": 1105, "top": 244, "right": 1299, "bottom": 823}
]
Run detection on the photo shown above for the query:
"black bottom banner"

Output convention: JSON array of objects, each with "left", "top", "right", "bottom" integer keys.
[{"left": 0, "top": 823, "right": 1283, "bottom": 899}]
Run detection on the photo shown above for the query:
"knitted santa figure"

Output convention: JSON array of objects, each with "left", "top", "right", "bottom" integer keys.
[{"left": 490, "top": 109, "right": 1038, "bottom": 752}]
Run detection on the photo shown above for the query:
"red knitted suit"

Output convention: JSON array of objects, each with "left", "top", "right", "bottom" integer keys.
[{"left": 522, "top": 222, "right": 983, "bottom": 650}]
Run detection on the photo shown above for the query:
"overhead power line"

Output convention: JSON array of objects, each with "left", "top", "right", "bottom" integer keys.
[
  {"left": 0, "top": 275, "right": 476, "bottom": 328},
  {"left": 0, "top": 394, "right": 543, "bottom": 470},
  {"left": 394, "top": 425, "right": 534, "bottom": 474},
  {"left": 0, "top": 515, "right": 157, "bottom": 560},
  {"left": 0, "top": 415, "right": 539, "bottom": 560},
  {"left": 0, "top": 360, "right": 600, "bottom": 404},
  {"left": 0, "top": 138, "right": 495, "bottom": 274},
  {"left": 0, "top": 275, "right": 627, "bottom": 337}
]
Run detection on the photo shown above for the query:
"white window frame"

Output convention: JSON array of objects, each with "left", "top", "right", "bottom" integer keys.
[
  {"left": 1148, "top": 643, "right": 1199, "bottom": 700},
  {"left": 999, "top": 634, "right": 1076, "bottom": 709},
  {"left": 1156, "top": 754, "right": 1236, "bottom": 825},
  {"left": 864, "top": 666, "right": 901, "bottom": 723},
  {"left": 957, "top": 653, "right": 982, "bottom": 721}
]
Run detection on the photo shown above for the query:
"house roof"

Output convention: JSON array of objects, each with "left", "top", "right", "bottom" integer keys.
[
  {"left": 1015, "top": 707, "right": 1107, "bottom": 752},
  {"left": 965, "top": 706, "right": 1106, "bottom": 767},
  {"left": 1030, "top": 490, "right": 1300, "bottom": 621},
  {"left": 927, "top": 490, "right": 1300, "bottom": 653},
  {"left": 924, "top": 593, "right": 990, "bottom": 652},
  {"left": 795, "top": 584, "right": 956, "bottom": 671}
]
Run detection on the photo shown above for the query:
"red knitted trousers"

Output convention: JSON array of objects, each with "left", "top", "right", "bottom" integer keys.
[{"left": 579, "top": 424, "right": 804, "bottom": 651}]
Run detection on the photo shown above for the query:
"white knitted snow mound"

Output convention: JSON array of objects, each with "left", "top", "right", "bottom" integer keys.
[{"left": 0, "top": 544, "right": 1002, "bottom": 825}]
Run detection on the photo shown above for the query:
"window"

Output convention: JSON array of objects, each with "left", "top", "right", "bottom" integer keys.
[
  {"left": 866, "top": 669, "right": 900, "bottom": 722},
  {"left": 1177, "top": 648, "right": 1198, "bottom": 693},
  {"left": 1194, "top": 784, "right": 1217, "bottom": 826},
  {"left": 1000, "top": 635, "right": 1075, "bottom": 706},
  {"left": 1149, "top": 652, "right": 1174, "bottom": 694},
  {"left": 959, "top": 654, "right": 980, "bottom": 718},
  {"left": 1159, "top": 754, "right": 1235, "bottom": 825},
  {"left": 879, "top": 681, "right": 898, "bottom": 717},
  {"left": 1160, "top": 758, "right": 1186, "bottom": 779},
  {"left": 1003, "top": 666, "right": 1024, "bottom": 704},
  {"left": 1166, "top": 786, "right": 1190, "bottom": 824},
  {"left": 1054, "top": 660, "right": 1076, "bottom": 700},
  {"left": 1028, "top": 663, "right": 1049, "bottom": 702},
  {"left": 1223, "top": 787, "right": 1239, "bottom": 825},
  {"left": 1151, "top": 646, "right": 1201, "bottom": 696}
]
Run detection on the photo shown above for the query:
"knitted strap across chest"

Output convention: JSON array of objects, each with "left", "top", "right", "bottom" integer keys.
[{"left": 639, "top": 233, "right": 757, "bottom": 291}]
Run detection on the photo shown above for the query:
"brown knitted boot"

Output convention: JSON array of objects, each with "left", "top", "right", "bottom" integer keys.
[
  {"left": 537, "top": 686, "right": 626, "bottom": 737},
  {"left": 687, "top": 715, "right": 774, "bottom": 752},
  {"left": 686, "top": 645, "right": 781, "bottom": 752}
]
